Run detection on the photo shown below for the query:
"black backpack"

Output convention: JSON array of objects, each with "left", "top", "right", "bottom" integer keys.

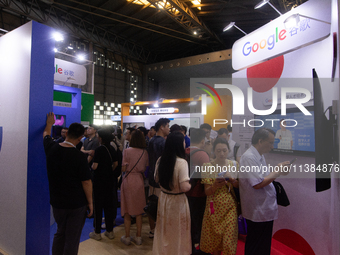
[{"left": 185, "top": 149, "right": 207, "bottom": 194}]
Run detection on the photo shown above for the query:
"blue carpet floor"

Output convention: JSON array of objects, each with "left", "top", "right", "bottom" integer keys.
[{"left": 49, "top": 207, "right": 124, "bottom": 255}]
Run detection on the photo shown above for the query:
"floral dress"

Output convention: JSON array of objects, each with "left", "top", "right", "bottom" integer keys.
[{"left": 200, "top": 160, "right": 238, "bottom": 255}]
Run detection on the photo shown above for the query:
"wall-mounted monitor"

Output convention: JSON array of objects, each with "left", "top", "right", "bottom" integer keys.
[{"left": 254, "top": 106, "right": 315, "bottom": 156}]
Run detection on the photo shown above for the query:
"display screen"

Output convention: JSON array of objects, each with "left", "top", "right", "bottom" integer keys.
[{"left": 254, "top": 107, "right": 315, "bottom": 155}]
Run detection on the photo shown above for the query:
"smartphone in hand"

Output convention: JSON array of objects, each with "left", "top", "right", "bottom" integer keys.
[
  {"left": 290, "top": 158, "right": 297, "bottom": 164},
  {"left": 217, "top": 172, "right": 230, "bottom": 181}
]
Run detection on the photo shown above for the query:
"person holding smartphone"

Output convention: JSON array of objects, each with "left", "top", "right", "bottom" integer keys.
[
  {"left": 200, "top": 138, "right": 239, "bottom": 255},
  {"left": 239, "top": 128, "right": 290, "bottom": 255}
]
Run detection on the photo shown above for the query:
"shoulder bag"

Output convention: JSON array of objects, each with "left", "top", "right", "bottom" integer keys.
[{"left": 272, "top": 180, "right": 290, "bottom": 207}]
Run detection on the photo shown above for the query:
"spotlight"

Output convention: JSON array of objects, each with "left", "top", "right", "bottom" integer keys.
[
  {"left": 223, "top": 22, "right": 247, "bottom": 35},
  {"left": 254, "top": 0, "right": 282, "bottom": 16},
  {"left": 77, "top": 54, "right": 85, "bottom": 61},
  {"left": 53, "top": 32, "right": 64, "bottom": 42}
]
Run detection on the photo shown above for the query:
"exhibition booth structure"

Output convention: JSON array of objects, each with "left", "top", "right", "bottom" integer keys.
[
  {"left": 53, "top": 57, "right": 95, "bottom": 132},
  {"left": 0, "top": 20, "right": 94, "bottom": 255},
  {"left": 0, "top": 0, "right": 340, "bottom": 254},
  {"left": 121, "top": 98, "right": 203, "bottom": 130},
  {"left": 191, "top": 0, "right": 339, "bottom": 254},
  {"left": 0, "top": 21, "right": 54, "bottom": 255}
]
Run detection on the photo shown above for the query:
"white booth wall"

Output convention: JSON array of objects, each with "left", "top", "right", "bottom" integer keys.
[
  {"left": 0, "top": 21, "right": 54, "bottom": 255},
  {"left": 229, "top": 0, "right": 340, "bottom": 254}
]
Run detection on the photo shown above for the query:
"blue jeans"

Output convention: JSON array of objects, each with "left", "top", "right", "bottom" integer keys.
[{"left": 52, "top": 206, "right": 87, "bottom": 255}]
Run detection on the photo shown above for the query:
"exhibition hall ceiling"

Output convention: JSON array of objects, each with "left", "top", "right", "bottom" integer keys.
[{"left": 0, "top": 0, "right": 306, "bottom": 64}]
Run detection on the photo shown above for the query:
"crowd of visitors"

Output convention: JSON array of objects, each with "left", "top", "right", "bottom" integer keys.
[{"left": 44, "top": 112, "right": 290, "bottom": 255}]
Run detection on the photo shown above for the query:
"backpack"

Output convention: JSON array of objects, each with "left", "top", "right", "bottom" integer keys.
[{"left": 185, "top": 148, "right": 207, "bottom": 197}]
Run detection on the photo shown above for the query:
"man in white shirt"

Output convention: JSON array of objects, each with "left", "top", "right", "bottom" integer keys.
[{"left": 239, "top": 128, "right": 290, "bottom": 255}]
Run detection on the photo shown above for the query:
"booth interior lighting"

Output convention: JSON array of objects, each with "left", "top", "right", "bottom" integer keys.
[{"left": 154, "top": 103, "right": 159, "bottom": 108}]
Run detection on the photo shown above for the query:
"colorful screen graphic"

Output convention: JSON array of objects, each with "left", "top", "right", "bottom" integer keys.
[{"left": 255, "top": 107, "right": 315, "bottom": 155}]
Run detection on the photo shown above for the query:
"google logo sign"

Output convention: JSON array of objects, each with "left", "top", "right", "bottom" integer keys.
[{"left": 242, "top": 28, "right": 287, "bottom": 56}]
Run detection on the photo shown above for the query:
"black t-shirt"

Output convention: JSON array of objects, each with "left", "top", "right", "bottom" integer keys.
[
  {"left": 148, "top": 136, "right": 165, "bottom": 187},
  {"left": 44, "top": 135, "right": 91, "bottom": 209},
  {"left": 92, "top": 145, "right": 118, "bottom": 185}
]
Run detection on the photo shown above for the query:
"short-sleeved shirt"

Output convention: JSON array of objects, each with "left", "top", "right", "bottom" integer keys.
[
  {"left": 239, "top": 145, "right": 278, "bottom": 222},
  {"left": 155, "top": 157, "right": 190, "bottom": 193},
  {"left": 44, "top": 135, "right": 91, "bottom": 209},
  {"left": 83, "top": 136, "right": 100, "bottom": 151},
  {"left": 148, "top": 136, "right": 166, "bottom": 187},
  {"left": 93, "top": 145, "right": 118, "bottom": 183}
]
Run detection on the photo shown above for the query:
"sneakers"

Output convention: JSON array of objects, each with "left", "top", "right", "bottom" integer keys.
[
  {"left": 121, "top": 235, "right": 131, "bottom": 245},
  {"left": 149, "top": 230, "right": 154, "bottom": 238},
  {"left": 101, "top": 217, "right": 106, "bottom": 229},
  {"left": 132, "top": 236, "right": 142, "bottom": 245},
  {"left": 104, "top": 231, "right": 115, "bottom": 239},
  {"left": 89, "top": 232, "right": 102, "bottom": 241}
]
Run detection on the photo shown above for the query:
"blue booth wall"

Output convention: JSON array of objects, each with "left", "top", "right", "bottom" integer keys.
[{"left": 53, "top": 85, "right": 82, "bottom": 126}]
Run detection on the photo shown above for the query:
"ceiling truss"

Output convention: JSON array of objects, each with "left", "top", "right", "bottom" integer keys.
[{"left": 0, "top": 0, "right": 157, "bottom": 63}]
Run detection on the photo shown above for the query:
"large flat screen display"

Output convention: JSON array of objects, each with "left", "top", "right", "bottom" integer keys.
[{"left": 254, "top": 106, "right": 315, "bottom": 155}]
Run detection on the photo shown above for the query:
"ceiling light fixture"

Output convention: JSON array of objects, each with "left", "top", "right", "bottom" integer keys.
[
  {"left": 254, "top": 0, "right": 282, "bottom": 16},
  {"left": 284, "top": 13, "right": 331, "bottom": 28},
  {"left": 53, "top": 32, "right": 64, "bottom": 42},
  {"left": 223, "top": 22, "right": 247, "bottom": 35},
  {"left": 77, "top": 55, "right": 85, "bottom": 61}
]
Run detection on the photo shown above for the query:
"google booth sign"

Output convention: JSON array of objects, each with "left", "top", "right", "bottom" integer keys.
[{"left": 242, "top": 28, "right": 287, "bottom": 56}]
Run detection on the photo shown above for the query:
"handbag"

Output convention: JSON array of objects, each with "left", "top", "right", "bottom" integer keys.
[
  {"left": 143, "top": 193, "right": 158, "bottom": 221},
  {"left": 118, "top": 149, "right": 145, "bottom": 189},
  {"left": 272, "top": 181, "right": 290, "bottom": 207},
  {"left": 238, "top": 215, "right": 247, "bottom": 235}
]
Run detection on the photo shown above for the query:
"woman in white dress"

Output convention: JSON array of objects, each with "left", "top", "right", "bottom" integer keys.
[{"left": 152, "top": 132, "right": 192, "bottom": 255}]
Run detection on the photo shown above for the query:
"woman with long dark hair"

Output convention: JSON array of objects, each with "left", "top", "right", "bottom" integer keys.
[
  {"left": 89, "top": 128, "right": 118, "bottom": 241},
  {"left": 152, "top": 132, "right": 191, "bottom": 255}
]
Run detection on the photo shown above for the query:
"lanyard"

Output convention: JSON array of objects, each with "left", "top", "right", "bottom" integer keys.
[{"left": 63, "top": 141, "right": 76, "bottom": 148}]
